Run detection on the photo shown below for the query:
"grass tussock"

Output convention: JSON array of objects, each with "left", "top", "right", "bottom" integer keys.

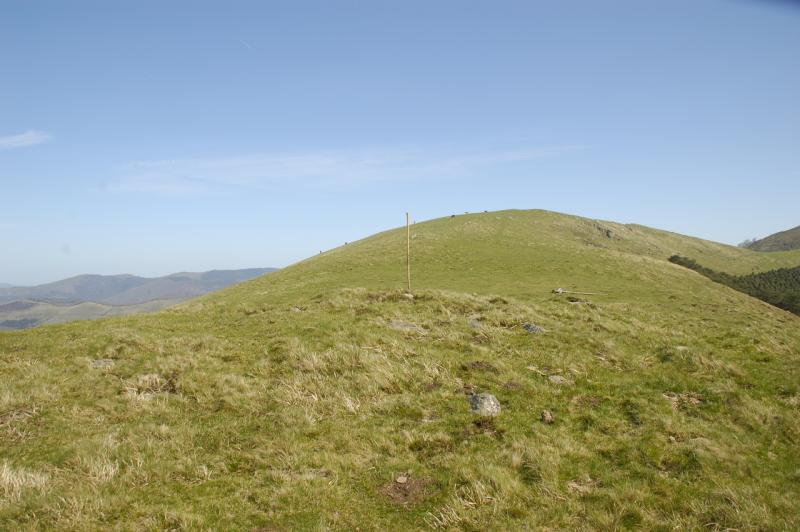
[{"left": 0, "top": 462, "right": 49, "bottom": 503}]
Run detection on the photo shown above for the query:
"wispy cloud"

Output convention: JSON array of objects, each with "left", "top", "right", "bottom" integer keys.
[
  {"left": 0, "top": 130, "right": 51, "bottom": 150},
  {"left": 108, "top": 144, "right": 583, "bottom": 196}
]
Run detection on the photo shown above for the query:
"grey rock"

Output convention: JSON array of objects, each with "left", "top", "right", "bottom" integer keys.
[
  {"left": 541, "top": 410, "right": 555, "bottom": 424},
  {"left": 467, "top": 315, "right": 482, "bottom": 329},
  {"left": 468, "top": 393, "right": 501, "bottom": 417},
  {"left": 522, "top": 323, "right": 545, "bottom": 334},
  {"left": 91, "top": 358, "right": 115, "bottom": 369},
  {"left": 548, "top": 375, "right": 572, "bottom": 385}
]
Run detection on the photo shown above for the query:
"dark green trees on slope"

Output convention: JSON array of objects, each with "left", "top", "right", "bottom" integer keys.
[{"left": 669, "top": 255, "right": 800, "bottom": 315}]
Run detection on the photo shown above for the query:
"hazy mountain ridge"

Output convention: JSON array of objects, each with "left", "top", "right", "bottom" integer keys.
[
  {"left": 0, "top": 268, "right": 276, "bottom": 330},
  {"left": 745, "top": 224, "right": 800, "bottom": 252},
  {"left": 0, "top": 268, "right": 276, "bottom": 306}
]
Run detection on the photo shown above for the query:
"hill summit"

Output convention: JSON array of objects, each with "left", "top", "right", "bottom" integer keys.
[
  {"left": 1, "top": 209, "right": 799, "bottom": 530},
  {"left": 745, "top": 224, "right": 800, "bottom": 252}
]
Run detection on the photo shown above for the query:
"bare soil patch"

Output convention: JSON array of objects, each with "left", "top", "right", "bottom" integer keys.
[{"left": 379, "top": 474, "right": 431, "bottom": 505}]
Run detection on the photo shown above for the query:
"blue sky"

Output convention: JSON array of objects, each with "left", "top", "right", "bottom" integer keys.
[{"left": 1, "top": 0, "right": 799, "bottom": 285}]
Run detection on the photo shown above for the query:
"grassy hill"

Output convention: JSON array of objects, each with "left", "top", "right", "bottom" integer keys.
[
  {"left": 746, "top": 224, "right": 800, "bottom": 252},
  {"left": 1, "top": 210, "right": 799, "bottom": 530}
]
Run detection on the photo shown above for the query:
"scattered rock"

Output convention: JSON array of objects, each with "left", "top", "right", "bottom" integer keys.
[
  {"left": 595, "top": 224, "right": 614, "bottom": 239},
  {"left": 290, "top": 306, "right": 306, "bottom": 313},
  {"left": 467, "top": 315, "right": 482, "bottom": 329},
  {"left": 395, "top": 474, "right": 408, "bottom": 484},
  {"left": 401, "top": 292, "right": 414, "bottom": 301},
  {"left": 468, "top": 393, "right": 501, "bottom": 417},
  {"left": 522, "top": 323, "right": 545, "bottom": 334},
  {"left": 91, "top": 358, "right": 115, "bottom": 369},
  {"left": 387, "top": 319, "right": 425, "bottom": 334},
  {"left": 548, "top": 375, "right": 572, "bottom": 386},
  {"left": 553, "top": 288, "right": 565, "bottom": 294},
  {"left": 541, "top": 410, "right": 554, "bottom": 424}
]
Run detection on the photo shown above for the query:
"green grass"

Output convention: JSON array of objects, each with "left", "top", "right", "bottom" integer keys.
[{"left": 1, "top": 209, "right": 799, "bottom": 530}]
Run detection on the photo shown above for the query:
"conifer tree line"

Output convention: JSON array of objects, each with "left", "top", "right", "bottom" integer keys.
[{"left": 669, "top": 256, "right": 800, "bottom": 315}]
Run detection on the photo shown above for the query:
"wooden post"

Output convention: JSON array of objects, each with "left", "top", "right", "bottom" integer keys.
[{"left": 406, "top": 212, "right": 411, "bottom": 292}]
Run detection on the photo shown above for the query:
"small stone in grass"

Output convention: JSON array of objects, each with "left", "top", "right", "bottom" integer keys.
[
  {"left": 548, "top": 375, "right": 572, "bottom": 385},
  {"left": 541, "top": 410, "right": 554, "bottom": 424},
  {"left": 522, "top": 322, "right": 545, "bottom": 334}
]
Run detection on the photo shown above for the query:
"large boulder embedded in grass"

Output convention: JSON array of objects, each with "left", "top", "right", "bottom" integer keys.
[{"left": 468, "top": 393, "right": 501, "bottom": 417}]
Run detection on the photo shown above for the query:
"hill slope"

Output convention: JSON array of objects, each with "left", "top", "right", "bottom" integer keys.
[
  {"left": 746, "top": 224, "right": 800, "bottom": 252},
  {"left": 1, "top": 210, "right": 798, "bottom": 530}
]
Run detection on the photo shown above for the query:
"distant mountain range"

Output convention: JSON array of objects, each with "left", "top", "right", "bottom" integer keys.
[
  {"left": 745, "top": 225, "right": 800, "bottom": 252},
  {"left": 0, "top": 283, "right": 13, "bottom": 288},
  {"left": 0, "top": 268, "right": 276, "bottom": 330}
]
